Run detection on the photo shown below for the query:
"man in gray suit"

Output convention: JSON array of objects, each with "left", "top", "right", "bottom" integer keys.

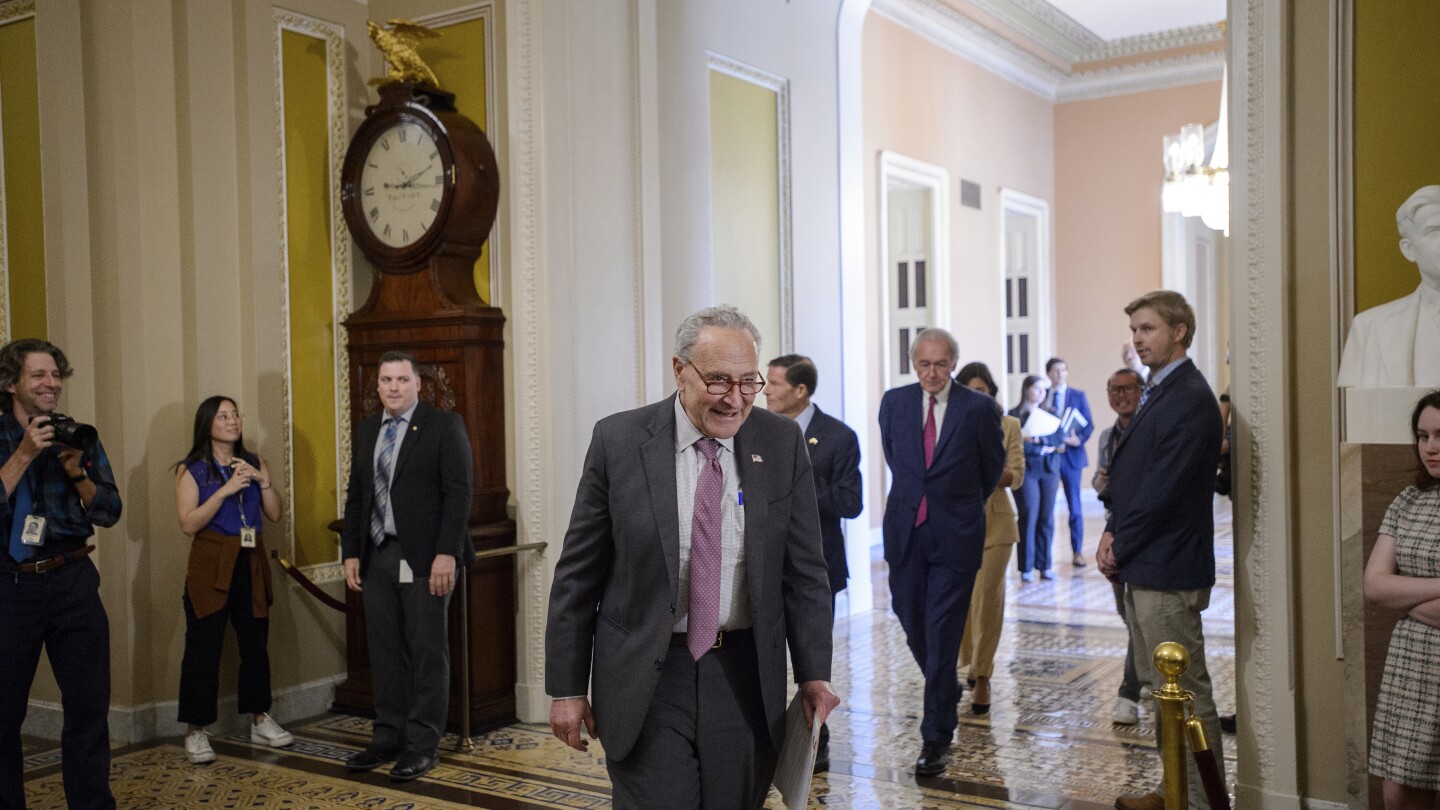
[
  {"left": 342, "top": 350, "right": 475, "bottom": 781},
  {"left": 546, "top": 305, "right": 841, "bottom": 809}
]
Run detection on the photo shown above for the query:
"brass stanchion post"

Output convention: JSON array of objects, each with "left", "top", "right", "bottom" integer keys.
[
  {"left": 457, "top": 570, "right": 474, "bottom": 752},
  {"left": 1152, "top": 642, "right": 1191, "bottom": 810}
]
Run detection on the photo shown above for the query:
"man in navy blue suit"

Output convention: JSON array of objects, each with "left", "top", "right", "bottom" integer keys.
[
  {"left": 879, "top": 328, "right": 1004, "bottom": 776},
  {"left": 1044, "top": 357, "right": 1095, "bottom": 567},
  {"left": 765, "top": 353, "right": 862, "bottom": 773},
  {"left": 1097, "top": 291, "right": 1223, "bottom": 810}
]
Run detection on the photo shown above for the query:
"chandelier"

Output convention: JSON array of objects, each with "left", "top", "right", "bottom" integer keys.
[{"left": 1161, "top": 66, "right": 1229, "bottom": 235}]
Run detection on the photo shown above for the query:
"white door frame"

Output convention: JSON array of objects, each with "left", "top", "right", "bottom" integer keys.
[
  {"left": 999, "top": 188, "right": 1053, "bottom": 409},
  {"left": 877, "top": 150, "right": 951, "bottom": 386}
]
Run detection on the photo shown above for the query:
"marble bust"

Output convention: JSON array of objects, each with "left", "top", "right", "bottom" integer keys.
[{"left": 1338, "top": 185, "right": 1440, "bottom": 387}]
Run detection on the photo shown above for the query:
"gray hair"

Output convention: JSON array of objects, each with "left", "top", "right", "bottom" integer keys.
[
  {"left": 910, "top": 328, "right": 958, "bottom": 365},
  {"left": 1398, "top": 186, "right": 1440, "bottom": 237},
  {"left": 673, "top": 305, "right": 762, "bottom": 362}
]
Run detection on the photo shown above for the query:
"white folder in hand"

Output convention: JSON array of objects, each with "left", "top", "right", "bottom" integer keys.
[{"left": 772, "top": 692, "right": 822, "bottom": 810}]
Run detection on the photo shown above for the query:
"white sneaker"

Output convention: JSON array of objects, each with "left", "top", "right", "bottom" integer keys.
[
  {"left": 251, "top": 714, "right": 294, "bottom": 747},
  {"left": 185, "top": 730, "right": 216, "bottom": 764},
  {"left": 1112, "top": 697, "right": 1140, "bottom": 725}
]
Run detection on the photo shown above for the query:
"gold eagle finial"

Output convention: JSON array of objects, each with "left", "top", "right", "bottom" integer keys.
[{"left": 367, "top": 19, "right": 441, "bottom": 88}]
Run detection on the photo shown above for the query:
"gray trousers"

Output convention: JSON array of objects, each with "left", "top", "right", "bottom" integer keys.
[
  {"left": 1125, "top": 585, "right": 1223, "bottom": 810},
  {"left": 607, "top": 631, "right": 776, "bottom": 809},
  {"left": 362, "top": 539, "right": 453, "bottom": 755}
]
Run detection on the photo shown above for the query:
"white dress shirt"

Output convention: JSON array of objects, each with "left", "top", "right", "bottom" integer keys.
[{"left": 672, "top": 396, "right": 751, "bottom": 633}]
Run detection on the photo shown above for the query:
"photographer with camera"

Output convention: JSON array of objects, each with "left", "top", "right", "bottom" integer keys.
[{"left": 0, "top": 339, "right": 122, "bottom": 809}]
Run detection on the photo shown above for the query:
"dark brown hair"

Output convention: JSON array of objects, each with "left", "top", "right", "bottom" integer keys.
[
  {"left": 0, "top": 339, "right": 74, "bottom": 412},
  {"left": 1412, "top": 390, "right": 1440, "bottom": 491}
]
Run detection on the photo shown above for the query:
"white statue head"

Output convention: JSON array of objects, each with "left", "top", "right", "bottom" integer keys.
[{"left": 1397, "top": 185, "right": 1440, "bottom": 288}]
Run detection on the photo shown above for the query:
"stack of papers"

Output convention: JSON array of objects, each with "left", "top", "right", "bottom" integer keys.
[{"left": 772, "top": 693, "right": 822, "bottom": 809}]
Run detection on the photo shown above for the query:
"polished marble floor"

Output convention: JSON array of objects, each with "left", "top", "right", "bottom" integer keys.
[{"left": 22, "top": 494, "right": 1235, "bottom": 808}]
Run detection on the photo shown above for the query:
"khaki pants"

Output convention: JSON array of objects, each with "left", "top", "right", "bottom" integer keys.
[
  {"left": 1125, "top": 585, "right": 1223, "bottom": 810},
  {"left": 960, "top": 543, "right": 1013, "bottom": 678}
]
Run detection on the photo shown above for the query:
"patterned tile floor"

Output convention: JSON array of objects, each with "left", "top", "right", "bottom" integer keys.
[{"left": 23, "top": 495, "right": 1235, "bottom": 808}]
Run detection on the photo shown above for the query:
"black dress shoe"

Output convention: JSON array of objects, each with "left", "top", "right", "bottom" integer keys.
[
  {"left": 1219, "top": 713, "right": 1237, "bottom": 734},
  {"left": 390, "top": 751, "right": 439, "bottom": 782},
  {"left": 914, "top": 741, "right": 950, "bottom": 776},
  {"left": 346, "top": 745, "right": 402, "bottom": 772}
]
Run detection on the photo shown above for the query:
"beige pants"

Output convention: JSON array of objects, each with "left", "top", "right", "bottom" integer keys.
[
  {"left": 959, "top": 543, "right": 1014, "bottom": 678},
  {"left": 1125, "top": 585, "right": 1223, "bottom": 810}
]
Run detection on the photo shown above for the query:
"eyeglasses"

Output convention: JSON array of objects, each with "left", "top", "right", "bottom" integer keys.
[
  {"left": 1107, "top": 385, "right": 1140, "bottom": 394},
  {"left": 216, "top": 412, "right": 244, "bottom": 424},
  {"left": 686, "top": 362, "right": 765, "bottom": 396}
]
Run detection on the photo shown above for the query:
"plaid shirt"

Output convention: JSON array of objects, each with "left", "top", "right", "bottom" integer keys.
[{"left": 1, "top": 413, "right": 122, "bottom": 550}]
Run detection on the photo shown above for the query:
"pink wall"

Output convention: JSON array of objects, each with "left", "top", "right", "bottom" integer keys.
[
  {"left": 862, "top": 14, "right": 1055, "bottom": 520},
  {"left": 1053, "top": 81, "right": 1222, "bottom": 456}
]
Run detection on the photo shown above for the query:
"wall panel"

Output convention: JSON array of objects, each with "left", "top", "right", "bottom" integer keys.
[{"left": 0, "top": 7, "right": 45, "bottom": 340}]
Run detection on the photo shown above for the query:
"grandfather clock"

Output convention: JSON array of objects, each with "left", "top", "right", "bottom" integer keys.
[{"left": 331, "top": 74, "right": 515, "bottom": 732}]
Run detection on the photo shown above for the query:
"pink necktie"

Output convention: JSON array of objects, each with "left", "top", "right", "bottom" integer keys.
[
  {"left": 915, "top": 395, "right": 937, "bottom": 527},
  {"left": 688, "top": 438, "right": 724, "bottom": 660}
]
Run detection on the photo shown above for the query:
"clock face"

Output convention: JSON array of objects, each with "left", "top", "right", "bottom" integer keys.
[{"left": 357, "top": 121, "right": 447, "bottom": 249}]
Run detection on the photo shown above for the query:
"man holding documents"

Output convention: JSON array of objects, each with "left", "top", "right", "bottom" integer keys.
[
  {"left": 545, "top": 305, "right": 840, "bottom": 809},
  {"left": 1043, "top": 358, "right": 1094, "bottom": 568},
  {"left": 878, "top": 328, "right": 1004, "bottom": 776}
]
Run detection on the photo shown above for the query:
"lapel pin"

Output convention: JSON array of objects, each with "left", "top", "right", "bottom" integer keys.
[
  {"left": 751, "top": 454, "right": 763, "bottom": 463},
  {"left": 808, "top": 437, "right": 818, "bottom": 445}
]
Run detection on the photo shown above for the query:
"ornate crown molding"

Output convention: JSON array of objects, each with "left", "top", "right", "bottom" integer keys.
[
  {"left": 872, "top": 0, "right": 1066, "bottom": 101},
  {"left": 1056, "top": 51, "right": 1224, "bottom": 103},
  {"left": 1089, "top": 22, "right": 1226, "bottom": 62},
  {"left": 971, "top": 0, "right": 1224, "bottom": 64},
  {"left": 969, "top": 0, "right": 1099, "bottom": 63},
  {"left": 876, "top": 0, "right": 1223, "bottom": 103}
]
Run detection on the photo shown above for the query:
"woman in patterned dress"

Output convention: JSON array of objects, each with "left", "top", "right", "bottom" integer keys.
[{"left": 1365, "top": 390, "right": 1440, "bottom": 809}]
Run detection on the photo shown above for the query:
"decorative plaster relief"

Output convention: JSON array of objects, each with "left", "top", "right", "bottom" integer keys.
[{"left": 272, "top": 9, "right": 351, "bottom": 584}]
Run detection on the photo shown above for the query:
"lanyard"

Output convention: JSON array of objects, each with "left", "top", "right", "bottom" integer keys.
[{"left": 217, "top": 461, "right": 251, "bottom": 529}]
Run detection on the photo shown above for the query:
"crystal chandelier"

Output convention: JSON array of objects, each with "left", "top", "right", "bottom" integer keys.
[{"left": 1161, "top": 66, "right": 1229, "bottom": 235}]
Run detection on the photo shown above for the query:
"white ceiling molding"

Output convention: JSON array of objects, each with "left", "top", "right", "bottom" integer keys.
[
  {"left": 969, "top": 0, "right": 1224, "bottom": 64},
  {"left": 1088, "top": 23, "right": 1225, "bottom": 61},
  {"left": 871, "top": 0, "right": 1067, "bottom": 101},
  {"left": 968, "top": 0, "right": 1100, "bottom": 63},
  {"left": 1056, "top": 51, "right": 1223, "bottom": 103},
  {"left": 872, "top": 0, "right": 1222, "bottom": 103}
]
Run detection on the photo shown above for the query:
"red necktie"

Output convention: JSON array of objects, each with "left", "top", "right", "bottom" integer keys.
[
  {"left": 688, "top": 438, "right": 724, "bottom": 660},
  {"left": 915, "top": 394, "right": 937, "bottom": 527}
]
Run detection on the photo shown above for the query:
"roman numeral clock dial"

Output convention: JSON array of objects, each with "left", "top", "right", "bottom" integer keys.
[
  {"left": 359, "top": 122, "right": 445, "bottom": 249},
  {"left": 340, "top": 81, "right": 499, "bottom": 282}
]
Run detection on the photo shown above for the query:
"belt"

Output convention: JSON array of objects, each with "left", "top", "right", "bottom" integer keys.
[
  {"left": 670, "top": 627, "right": 751, "bottom": 650},
  {"left": 15, "top": 544, "right": 96, "bottom": 575}
]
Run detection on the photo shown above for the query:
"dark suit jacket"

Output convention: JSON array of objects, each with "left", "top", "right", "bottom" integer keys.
[
  {"left": 878, "top": 382, "right": 1005, "bottom": 572},
  {"left": 1049, "top": 387, "right": 1095, "bottom": 472},
  {"left": 1104, "top": 359, "right": 1221, "bottom": 590},
  {"left": 805, "top": 406, "right": 863, "bottom": 595},
  {"left": 544, "top": 395, "right": 834, "bottom": 762},
  {"left": 341, "top": 402, "right": 476, "bottom": 576}
]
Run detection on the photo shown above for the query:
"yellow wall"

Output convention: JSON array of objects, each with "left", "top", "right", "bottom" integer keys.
[
  {"left": 1353, "top": 1, "right": 1440, "bottom": 312},
  {"left": 418, "top": 17, "right": 492, "bottom": 304},
  {"left": 0, "top": 14, "right": 46, "bottom": 340},
  {"left": 282, "top": 30, "right": 340, "bottom": 568},
  {"left": 709, "top": 70, "right": 782, "bottom": 360}
]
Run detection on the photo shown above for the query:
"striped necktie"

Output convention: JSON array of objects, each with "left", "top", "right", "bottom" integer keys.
[
  {"left": 370, "top": 417, "right": 399, "bottom": 545},
  {"left": 687, "top": 438, "right": 724, "bottom": 660}
]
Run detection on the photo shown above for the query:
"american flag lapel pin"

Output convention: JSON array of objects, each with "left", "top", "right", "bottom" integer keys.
[{"left": 751, "top": 454, "right": 763, "bottom": 463}]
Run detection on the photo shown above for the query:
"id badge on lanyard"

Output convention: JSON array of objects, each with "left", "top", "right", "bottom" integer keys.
[{"left": 21, "top": 515, "right": 47, "bottom": 546}]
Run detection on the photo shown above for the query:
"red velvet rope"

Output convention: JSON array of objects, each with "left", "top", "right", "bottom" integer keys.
[
  {"left": 272, "top": 552, "right": 356, "bottom": 614},
  {"left": 1192, "top": 748, "right": 1231, "bottom": 810}
]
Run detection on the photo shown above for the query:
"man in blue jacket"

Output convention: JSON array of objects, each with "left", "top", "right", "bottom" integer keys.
[
  {"left": 1096, "top": 292, "right": 1223, "bottom": 810},
  {"left": 879, "top": 328, "right": 1004, "bottom": 777},
  {"left": 1044, "top": 357, "right": 1095, "bottom": 567}
]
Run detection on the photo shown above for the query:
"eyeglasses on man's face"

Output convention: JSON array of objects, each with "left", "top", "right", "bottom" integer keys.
[
  {"left": 1107, "top": 384, "right": 1141, "bottom": 395},
  {"left": 686, "top": 362, "right": 765, "bottom": 396}
]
